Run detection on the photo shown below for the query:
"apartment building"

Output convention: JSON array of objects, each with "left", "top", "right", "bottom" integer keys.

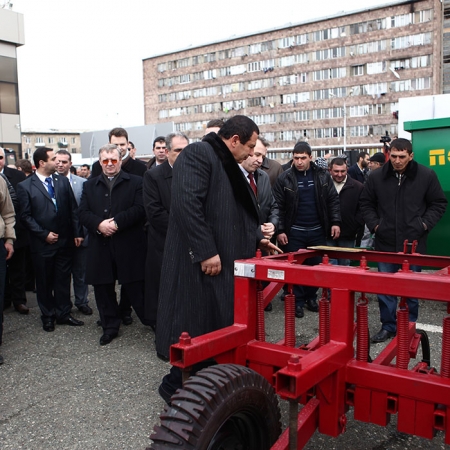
[
  {"left": 143, "top": 0, "right": 443, "bottom": 151},
  {"left": 21, "top": 130, "right": 82, "bottom": 162},
  {"left": 0, "top": 6, "right": 24, "bottom": 157}
]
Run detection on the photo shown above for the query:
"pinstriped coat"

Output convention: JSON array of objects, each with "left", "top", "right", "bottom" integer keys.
[{"left": 155, "top": 133, "right": 262, "bottom": 357}]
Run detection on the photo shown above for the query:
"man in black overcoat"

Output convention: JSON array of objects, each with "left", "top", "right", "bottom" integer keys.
[
  {"left": 78, "top": 144, "right": 148, "bottom": 345},
  {"left": 156, "top": 115, "right": 280, "bottom": 404},
  {"left": 143, "top": 132, "right": 189, "bottom": 331}
]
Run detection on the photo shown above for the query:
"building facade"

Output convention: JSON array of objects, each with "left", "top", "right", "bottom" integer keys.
[
  {"left": 143, "top": 0, "right": 443, "bottom": 151},
  {"left": 21, "top": 130, "right": 82, "bottom": 162},
  {"left": 0, "top": 6, "right": 24, "bottom": 157}
]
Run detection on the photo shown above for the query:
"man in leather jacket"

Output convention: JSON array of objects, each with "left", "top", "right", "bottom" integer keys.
[{"left": 273, "top": 141, "right": 341, "bottom": 318}]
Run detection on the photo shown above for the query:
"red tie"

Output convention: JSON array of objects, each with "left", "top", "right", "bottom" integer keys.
[{"left": 248, "top": 173, "right": 257, "bottom": 197}]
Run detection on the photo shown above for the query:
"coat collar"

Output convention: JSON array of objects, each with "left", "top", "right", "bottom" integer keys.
[
  {"left": 203, "top": 133, "right": 259, "bottom": 222},
  {"left": 383, "top": 158, "right": 418, "bottom": 180},
  {"left": 94, "top": 169, "right": 131, "bottom": 187}
]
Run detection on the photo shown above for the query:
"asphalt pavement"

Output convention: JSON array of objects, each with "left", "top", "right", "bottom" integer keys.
[{"left": 0, "top": 284, "right": 449, "bottom": 449}]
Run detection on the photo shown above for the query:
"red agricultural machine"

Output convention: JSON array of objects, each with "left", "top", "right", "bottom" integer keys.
[{"left": 149, "top": 246, "right": 450, "bottom": 449}]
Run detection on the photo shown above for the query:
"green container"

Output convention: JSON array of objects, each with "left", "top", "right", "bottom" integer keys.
[{"left": 404, "top": 118, "right": 450, "bottom": 257}]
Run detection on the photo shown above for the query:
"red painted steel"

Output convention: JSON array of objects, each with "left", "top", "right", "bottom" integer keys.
[{"left": 168, "top": 247, "right": 450, "bottom": 448}]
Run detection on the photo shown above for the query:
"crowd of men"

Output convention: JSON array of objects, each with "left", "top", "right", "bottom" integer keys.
[{"left": 0, "top": 117, "right": 447, "bottom": 410}]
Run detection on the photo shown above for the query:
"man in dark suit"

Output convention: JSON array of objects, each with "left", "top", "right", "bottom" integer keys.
[
  {"left": 143, "top": 132, "right": 189, "bottom": 331},
  {"left": 78, "top": 144, "right": 148, "bottom": 345},
  {"left": 16, "top": 147, "right": 84, "bottom": 332},
  {"left": 347, "top": 152, "right": 370, "bottom": 184},
  {"left": 156, "top": 115, "right": 281, "bottom": 404},
  {"left": 0, "top": 147, "right": 28, "bottom": 315},
  {"left": 55, "top": 150, "right": 92, "bottom": 315}
]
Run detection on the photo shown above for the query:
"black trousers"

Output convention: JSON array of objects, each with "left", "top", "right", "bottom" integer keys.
[
  {"left": 32, "top": 246, "right": 73, "bottom": 322},
  {"left": 5, "top": 245, "right": 27, "bottom": 308},
  {"left": 94, "top": 280, "right": 147, "bottom": 334}
]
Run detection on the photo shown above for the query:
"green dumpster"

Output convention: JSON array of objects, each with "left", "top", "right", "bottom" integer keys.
[{"left": 404, "top": 118, "right": 450, "bottom": 257}]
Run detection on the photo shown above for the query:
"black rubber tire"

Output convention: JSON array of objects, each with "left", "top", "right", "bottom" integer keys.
[{"left": 149, "top": 364, "right": 282, "bottom": 450}]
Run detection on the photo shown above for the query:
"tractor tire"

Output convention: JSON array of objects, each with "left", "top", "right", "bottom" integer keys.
[{"left": 149, "top": 364, "right": 282, "bottom": 450}]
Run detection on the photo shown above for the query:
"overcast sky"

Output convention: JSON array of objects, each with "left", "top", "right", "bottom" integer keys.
[{"left": 11, "top": 0, "right": 390, "bottom": 131}]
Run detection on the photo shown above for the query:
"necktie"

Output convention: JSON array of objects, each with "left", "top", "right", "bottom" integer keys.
[
  {"left": 248, "top": 173, "right": 257, "bottom": 197},
  {"left": 45, "top": 177, "right": 55, "bottom": 198}
]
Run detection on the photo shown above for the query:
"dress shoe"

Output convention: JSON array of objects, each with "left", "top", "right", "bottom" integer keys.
[
  {"left": 0, "top": 354, "right": 4, "bottom": 365},
  {"left": 56, "top": 315, "right": 84, "bottom": 326},
  {"left": 122, "top": 315, "right": 133, "bottom": 326},
  {"left": 371, "top": 328, "right": 396, "bottom": 343},
  {"left": 14, "top": 303, "right": 29, "bottom": 315},
  {"left": 306, "top": 298, "right": 319, "bottom": 312},
  {"left": 157, "top": 352, "right": 169, "bottom": 362},
  {"left": 100, "top": 333, "right": 118, "bottom": 346},
  {"left": 43, "top": 321, "right": 55, "bottom": 332},
  {"left": 96, "top": 319, "right": 102, "bottom": 326},
  {"left": 77, "top": 304, "right": 93, "bottom": 315},
  {"left": 264, "top": 302, "right": 273, "bottom": 312},
  {"left": 295, "top": 305, "right": 304, "bottom": 318}
]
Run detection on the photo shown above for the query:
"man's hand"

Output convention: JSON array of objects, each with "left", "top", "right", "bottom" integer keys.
[
  {"left": 98, "top": 219, "right": 117, "bottom": 237},
  {"left": 45, "top": 232, "right": 59, "bottom": 244},
  {"left": 330, "top": 226, "right": 340, "bottom": 240},
  {"left": 201, "top": 254, "right": 222, "bottom": 276},
  {"left": 5, "top": 242, "right": 14, "bottom": 260},
  {"left": 261, "top": 222, "right": 275, "bottom": 239},
  {"left": 277, "top": 233, "right": 288, "bottom": 246},
  {"left": 74, "top": 237, "right": 84, "bottom": 247},
  {"left": 259, "top": 239, "right": 283, "bottom": 255}
]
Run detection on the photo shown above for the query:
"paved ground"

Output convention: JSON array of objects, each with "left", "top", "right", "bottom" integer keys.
[{"left": 0, "top": 281, "right": 449, "bottom": 449}]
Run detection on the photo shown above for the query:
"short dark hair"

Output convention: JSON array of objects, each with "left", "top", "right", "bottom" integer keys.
[
  {"left": 330, "top": 157, "right": 347, "bottom": 168},
  {"left": 153, "top": 136, "right": 166, "bottom": 149},
  {"left": 206, "top": 119, "right": 225, "bottom": 128},
  {"left": 70, "top": 166, "right": 77, "bottom": 175},
  {"left": 293, "top": 141, "right": 312, "bottom": 156},
  {"left": 128, "top": 141, "right": 135, "bottom": 149},
  {"left": 55, "top": 149, "right": 71, "bottom": 161},
  {"left": 217, "top": 115, "right": 259, "bottom": 144},
  {"left": 33, "top": 147, "right": 53, "bottom": 168},
  {"left": 81, "top": 164, "right": 90, "bottom": 170},
  {"left": 108, "top": 127, "right": 128, "bottom": 143},
  {"left": 390, "top": 138, "right": 412, "bottom": 154},
  {"left": 15, "top": 159, "right": 32, "bottom": 174},
  {"left": 358, "top": 152, "right": 369, "bottom": 161}
]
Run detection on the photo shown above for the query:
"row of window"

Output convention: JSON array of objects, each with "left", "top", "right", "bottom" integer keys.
[
  {"left": 156, "top": 10, "right": 433, "bottom": 72},
  {"left": 157, "top": 33, "right": 432, "bottom": 88},
  {"left": 174, "top": 121, "right": 399, "bottom": 141},
  {"left": 25, "top": 137, "right": 77, "bottom": 144},
  {"left": 157, "top": 55, "right": 431, "bottom": 104},
  {"left": 158, "top": 77, "right": 430, "bottom": 119}
]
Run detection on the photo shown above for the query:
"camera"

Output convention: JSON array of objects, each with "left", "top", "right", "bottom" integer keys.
[{"left": 380, "top": 131, "right": 391, "bottom": 144}]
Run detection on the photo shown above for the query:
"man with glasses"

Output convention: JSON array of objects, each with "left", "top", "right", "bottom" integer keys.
[
  {"left": 55, "top": 150, "right": 92, "bottom": 316},
  {"left": 147, "top": 136, "right": 167, "bottom": 169},
  {"left": 78, "top": 144, "right": 148, "bottom": 345}
]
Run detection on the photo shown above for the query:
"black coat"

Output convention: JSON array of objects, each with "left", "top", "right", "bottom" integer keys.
[
  {"left": 347, "top": 163, "right": 367, "bottom": 184},
  {"left": 273, "top": 162, "right": 341, "bottom": 238},
  {"left": 78, "top": 171, "right": 146, "bottom": 285},
  {"left": 337, "top": 176, "right": 364, "bottom": 240},
  {"left": 16, "top": 173, "right": 82, "bottom": 254},
  {"left": 156, "top": 133, "right": 262, "bottom": 357},
  {"left": 254, "top": 169, "right": 279, "bottom": 229},
  {"left": 360, "top": 160, "right": 447, "bottom": 253}
]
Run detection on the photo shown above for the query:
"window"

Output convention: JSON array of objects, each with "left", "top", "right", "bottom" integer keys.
[
  {"left": 71, "top": 148, "right": 76, "bottom": 153},
  {"left": 0, "top": 82, "right": 18, "bottom": 114},
  {"left": 71, "top": 137, "right": 76, "bottom": 144},
  {"left": 36, "top": 137, "right": 44, "bottom": 144},
  {"left": 48, "top": 137, "right": 54, "bottom": 144},
  {"left": 367, "top": 62, "right": 385, "bottom": 74},
  {"left": 352, "top": 65, "right": 364, "bottom": 76}
]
